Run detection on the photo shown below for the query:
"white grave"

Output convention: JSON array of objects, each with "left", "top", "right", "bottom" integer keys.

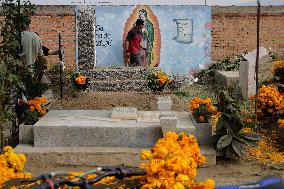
[{"left": 239, "top": 47, "right": 268, "bottom": 100}]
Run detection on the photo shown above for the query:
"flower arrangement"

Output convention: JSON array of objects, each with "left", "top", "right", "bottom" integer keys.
[
  {"left": 189, "top": 97, "right": 217, "bottom": 123},
  {"left": 147, "top": 71, "right": 171, "bottom": 92},
  {"left": 71, "top": 72, "right": 90, "bottom": 90},
  {"left": 272, "top": 60, "right": 284, "bottom": 83},
  {"left": 0, "top": 146, "right": 32, "bottom": 187},
  {"left": 139, "top": 132, "right": 215, "bottom": 189},
  {"left": 21, "top": 96, "right": 47, "bottom": 125},
  {"left": 278, "top": 119, "right": 284, "bottom": 129},
  {"left": 256, "top": 85, "right": 284, "bottom": 116}
]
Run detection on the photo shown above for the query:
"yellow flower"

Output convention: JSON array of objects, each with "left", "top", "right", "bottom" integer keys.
[
  {"left": 3, "top": 146, "right": 13, "bottom": 153},
  {"left": 139, "top": 132, "right": 211, "bottom": 188},
  {"left": 141, "top": 150, "right": 152, "bottom": 160},
  {"left": 173, "top": 182, "right": 185, "bottom": 189}
]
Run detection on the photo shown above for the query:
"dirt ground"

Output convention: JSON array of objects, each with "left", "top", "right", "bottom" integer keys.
[
  {"left": 50, "top": 91, "right": 188, "bottom": 111},
  {"left": 47, "top": 91, "right": 284, "bottom": 186}
]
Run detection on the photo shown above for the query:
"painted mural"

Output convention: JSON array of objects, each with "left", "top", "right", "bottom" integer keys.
[
  {"left": 123, "top": 6, "right": 161, "bottom": 67},
  {"left": 95, "top": 6, "right": 211, "bottom": 75}
]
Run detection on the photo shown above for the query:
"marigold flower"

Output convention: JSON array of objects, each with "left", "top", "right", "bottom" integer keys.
[
  {"left": 141, "top": 150, "right": 152, "bottom": 160},
  {"left": 3, "top": 146, "right": 13, "bottom": 153},
  {"left": 198, "top": 116, "right": 205, "bottom": 122},
  {"left": 139, "top": 132, "right": 212, "bottom": 188}
]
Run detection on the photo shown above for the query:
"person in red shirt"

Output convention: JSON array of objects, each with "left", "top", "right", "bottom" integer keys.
[{"left": 125, "top": 19, "right": 147, "bottom": 67}]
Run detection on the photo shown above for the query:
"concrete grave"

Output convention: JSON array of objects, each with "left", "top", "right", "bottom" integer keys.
[
  {"left": 16, "top": 107, "right": 216, "bottom": 173},
  {"left": 214, "top": 70, "right": 239, "bottom": 88},
  {"left": 157, "top": 96, "right": 172, "bottom": 111},
  {"left": 33, "top": 110, "right": 161, "bottom": 148},
  {"left": 111, "top": 107, "right": 138, "bottom": 120},
  {"left": 239, "top": 47, "right": 268, "bottom": 100}
]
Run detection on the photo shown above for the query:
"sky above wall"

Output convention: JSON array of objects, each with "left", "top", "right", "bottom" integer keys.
[{"left": 27, "top": 0, "right": 284, "bottom": 6}]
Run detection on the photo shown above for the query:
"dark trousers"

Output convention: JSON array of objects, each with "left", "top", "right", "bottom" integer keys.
[{"left": 129, "top": 53, "right": 140, "bottom": 67}]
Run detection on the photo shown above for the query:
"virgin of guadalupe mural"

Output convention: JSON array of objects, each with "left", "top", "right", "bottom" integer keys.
[{"left": 123, "top": 6, "right": 161, "bottom": 67}]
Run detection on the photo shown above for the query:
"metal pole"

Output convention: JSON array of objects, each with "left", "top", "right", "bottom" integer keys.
[
  {"left": 255, "top": 0, "right": 261, "bottom": 129},
  {"left": 59, "top": 33, "right": 63, "bottom": 98}
]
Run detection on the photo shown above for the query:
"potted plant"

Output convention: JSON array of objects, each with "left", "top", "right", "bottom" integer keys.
[
  {"left": 189, "top": 97, "right": 218, "bottom": 145},
  {"left": 71, "top": 72, "right": 90, "bottom": 96},
  {"left": 147, "top": 71, "right": 171, "bottom": 92}
]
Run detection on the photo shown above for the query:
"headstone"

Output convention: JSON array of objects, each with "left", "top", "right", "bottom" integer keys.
[
  {"left": 239, "top": 47, "right": 268, "bottom": 100},
  {"left": 157, "top": 96, "right": 172, "bottom": 111},
  {"left": 160, "top": 115, "right": 177, "bottom": 137},
  {"left": 111, "top": 107, "right": 138, "bottom": 120}
]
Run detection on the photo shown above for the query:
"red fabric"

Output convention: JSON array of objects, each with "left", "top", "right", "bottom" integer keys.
[{"left": 128, "top": 34, "right": 141, "bottom": 54}]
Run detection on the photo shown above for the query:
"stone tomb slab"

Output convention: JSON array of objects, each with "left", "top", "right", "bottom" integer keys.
[
  {"left": 137, "top": 111, "right": 160, "bottom": 122},
  {"left": 111, "top": 107, "right": 138, "bottom": 120},
  {"left": 34, "top": 110, "right": 162, "bottom": 148}
]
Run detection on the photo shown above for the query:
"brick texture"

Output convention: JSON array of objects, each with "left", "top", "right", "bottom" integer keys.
[
  {"left": 212, "top": 6, "right": 284, "bottom": 60},
  {"left": 31, "top": 6, "right": 76, "bottom": 70}
]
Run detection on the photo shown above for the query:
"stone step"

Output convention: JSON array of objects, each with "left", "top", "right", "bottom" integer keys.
[
  {"left": 33, "top": 110, "right": 163, "bottom": 148},
  {"left": 90, "top": 80, "right": 149, "bottom": 92},
  {"left": 90, "top": 67, "right": 160, "bottom": 80},
  {"left": 14, "top": 144, "right": 215, "bottom": 175}
]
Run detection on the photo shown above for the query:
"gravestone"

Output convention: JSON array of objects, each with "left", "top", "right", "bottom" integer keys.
[
  {"left": 157, "top": 96, "right": 172, "bottom": 111},
  {"left": 111, "top": 107, "right": 138, "bottom": 120},
  {"left": 239, "top": 47, "right": 268, "bottom": 100}
]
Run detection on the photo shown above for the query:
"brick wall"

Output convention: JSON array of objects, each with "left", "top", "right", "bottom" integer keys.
[
  {"left": 212, "top": 6, "right": 284, "bottom": 60},
  {"left": 1, "top": 5, "right": 284, "bottom": 69},
  {"left": 30, "top": 6, "right": 76, "bottom": 70}
]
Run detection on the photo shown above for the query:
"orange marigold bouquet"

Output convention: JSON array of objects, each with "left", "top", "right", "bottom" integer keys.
[
  {"left": 139, "top": 132, "right": 215, "bottom": 189},
  {"left": 256, "top": 85, "right": 284, "bottom": 116},
  {"left": 71, "top": 72, "right": 90, "bottom": 90},
  {"left": 147, "top": 71, "right": 171, "bottom": 91},
  {"left": 21, "top": 97, "right": 47, "bottom": 125},
  {"left": 189, "top": 97, "right": 218, "bottom": 123},
  {"left": 0, "top": 146, "right": 32, "bottom": 188},
  {"left": 278, "top": 119, "right": 284, "bottom": 129}
]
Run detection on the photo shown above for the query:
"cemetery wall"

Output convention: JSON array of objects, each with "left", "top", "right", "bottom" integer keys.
[
  {"left": 212, "top": 6, "right": 284, "bottom": 60},
  {"left": 1, "top": 5, "right": 283, "bottom": 71}
]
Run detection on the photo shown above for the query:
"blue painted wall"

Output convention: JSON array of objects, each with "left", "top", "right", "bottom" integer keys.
[{"left": 95, "top": 5, "right": 211, "bottom": 76}]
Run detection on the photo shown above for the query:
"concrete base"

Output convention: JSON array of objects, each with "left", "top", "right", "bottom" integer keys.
[
  {"left": 15, "top": 144, "right": 215, "bottom": 176},
  {"left": 214, "top": 70, "right": 239, "bottom": 88},
  {"left": 33, "top": 110, "right": 162, "bottom": 148}
]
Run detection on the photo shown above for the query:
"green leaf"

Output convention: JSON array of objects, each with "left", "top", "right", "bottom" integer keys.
[
  {"left": 226, "top": 145, "right": 234, "bottom": 159},
  {"left": 239, "top": 133, "right": 261, "bottom": 141},
  {"left": 217, "top": 135, "right": 233, "bottom": 150},
  {"left": 232, "top": 139, "right": 246, "bottom": 157}
]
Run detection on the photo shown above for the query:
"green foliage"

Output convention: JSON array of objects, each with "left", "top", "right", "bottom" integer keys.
[
  {"left": 210, "top": 57, "right": 241, "bottom": 71},
  {"left": 213, "top": 90, "right": 260, "bottom": 159},
  {"left": 193, "top": 56, "right": 242, "bottom": 85},
  {"left": 24, "top": 109, "right": 39, "bottom": 125},
  {"left": 22, "top": 57, "right": 48, "bottom": 99},
  {"left": 0, "top": 0, "right": 35, "bottom": 146},
  {"left": 23, "top": 68, "right": 48, "bottom": 99}
]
